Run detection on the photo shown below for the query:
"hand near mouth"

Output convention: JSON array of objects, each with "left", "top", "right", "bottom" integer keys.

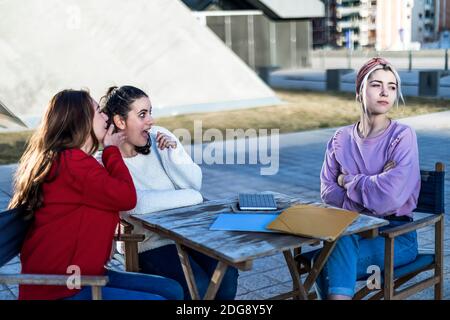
[{"left": 156, "top": 131, "right": 177, "bottom": 150}]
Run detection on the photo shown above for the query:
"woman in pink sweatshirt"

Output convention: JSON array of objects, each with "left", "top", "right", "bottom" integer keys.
[{"left": 318, "top": 57, "right": 420, "bottom": 299}]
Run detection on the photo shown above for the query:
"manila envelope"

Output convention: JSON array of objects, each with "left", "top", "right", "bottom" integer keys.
[{"left": 267, "top": 204, "right": 359, "bottom": 242}]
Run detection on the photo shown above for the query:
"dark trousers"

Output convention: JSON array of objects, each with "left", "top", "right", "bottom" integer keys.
[{"left": 139, "top": 244, "right": 239, "bottom": 300}]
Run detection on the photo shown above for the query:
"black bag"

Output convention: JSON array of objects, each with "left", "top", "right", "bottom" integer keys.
[{"left": 0, "top": 206, "right": 33, "bottom": 267}]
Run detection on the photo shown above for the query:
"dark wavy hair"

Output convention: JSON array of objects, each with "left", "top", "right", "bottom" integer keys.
[{"left": 100, "top": 85, "right": 151, "bottom": 155}]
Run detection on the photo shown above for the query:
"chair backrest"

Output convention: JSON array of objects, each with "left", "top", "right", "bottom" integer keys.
[
  {"left": 414, "top": 162, "right": 445, "bottom": 215},
  {"left": 0, "top": 206, "right": 33, "bottom": 268}
]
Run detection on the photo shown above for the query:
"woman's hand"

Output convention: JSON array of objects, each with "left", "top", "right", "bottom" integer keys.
[
  {"left": 156, "top": 131, "right": 177, "bottom": 150},
  {"left": 103, "top": 125, "right": 127, "bottom": 148},
  {"left": 383, "top": 160, "right": 396, "bottom": 173},
  {"left": 337, "top": 173, "right": 346, "bottom": 188}
]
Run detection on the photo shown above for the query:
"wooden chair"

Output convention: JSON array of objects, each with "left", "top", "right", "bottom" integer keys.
[
  {"left": 0, "top": 206, "right": 108, "bottom": 300},
  {"left": 296, "top": 162, "right": 445, "bottom": 300},
  {"left": 113, "top": 198, "right": 211, "bottom": 272},
  {"left": 113, "top": 219, "right": 144, "bottom": 272}
]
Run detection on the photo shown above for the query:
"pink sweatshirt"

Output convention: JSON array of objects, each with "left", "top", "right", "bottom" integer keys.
[{"left": 320, "top": 120, "right": 420, "bottom": 218}]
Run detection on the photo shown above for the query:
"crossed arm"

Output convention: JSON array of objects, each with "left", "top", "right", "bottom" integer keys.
[{"left": 320, "top": 130, "right": 420, "bottom": 216}]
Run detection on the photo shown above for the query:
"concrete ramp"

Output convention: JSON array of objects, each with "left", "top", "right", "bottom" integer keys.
[{"left": 0, "top": 0, "right": 279, "bottom": 130}]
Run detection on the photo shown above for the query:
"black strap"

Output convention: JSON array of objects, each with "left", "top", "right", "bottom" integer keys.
[{"left": 384, "top": 215, "right": 413, "bottom": 222}]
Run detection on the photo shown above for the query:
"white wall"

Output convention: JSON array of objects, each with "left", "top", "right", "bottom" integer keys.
[{"left": 0, "top": 0, "right": 279, "bottom": 129}]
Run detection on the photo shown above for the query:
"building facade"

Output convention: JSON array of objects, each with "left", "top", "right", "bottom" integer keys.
[
  {"left": 435, "top": 0, "right": 450, "bottom": 32},
  {"left": 312, "top": 0, "right": 421, "bottom": 50},
  {"left": 376, "top": 0, "right": 414, "bottom": 50},
  {"left": 412, "top": 0, "right": 437, "bottom": 43}
]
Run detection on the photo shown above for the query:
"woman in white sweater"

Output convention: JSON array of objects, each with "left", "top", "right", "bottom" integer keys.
[{"left": 99, "top": 85, "right": 238, "bottom": 300}]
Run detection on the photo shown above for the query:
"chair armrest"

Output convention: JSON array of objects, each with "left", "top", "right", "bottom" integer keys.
[
  {"left": 0, "top": 274, "right": 108, "bottom": 286},
  {"left": 114, "top": 233, "right": 145, "bottom": 242},
  {"left": 120, "top": 219, "right": 134, "bottom": 232},
  {"left": 380, "top": 214, "right": 442, "bottom": 239}
]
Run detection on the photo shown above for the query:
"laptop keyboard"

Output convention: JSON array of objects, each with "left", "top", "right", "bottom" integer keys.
[{"left": 238, "top": 193, "right": 278, "bottom": 210}]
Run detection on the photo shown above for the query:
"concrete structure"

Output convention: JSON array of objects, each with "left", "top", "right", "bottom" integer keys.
[
  {"left": 183, "top": 0, "right": 325, "bottom": 19},
  {"left": 0, "top": 0, "right": 280, "bottom": 131},
  {"left": 270, "top": 68, "right": 450, "bottom": 98},
  {"left": 0, "top": 100, "right": 27, "bottom": 129},
  {"left": 193, "top": 10, "right": 312, "bottom": 70},
  {"left": 249, "top": 0, "right": 325, "bottom": 19},
  {"left": 187, "top": 1, "right": 324, "bottom": 72}
]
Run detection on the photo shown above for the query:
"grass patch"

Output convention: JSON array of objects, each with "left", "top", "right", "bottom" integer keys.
[
  {"left": 0, "top": 131, "right": 34, "bottom": 165},
  {"left": 155, "top": 90, "right": 450, "bottom": 134},
  {"left": 1, "top": 90, "right": 449, "bottom": 164}
]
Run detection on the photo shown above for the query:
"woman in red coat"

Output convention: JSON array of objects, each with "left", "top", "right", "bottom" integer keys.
[{"left": 8, "top": 89, "right": 183, "bottom": 300}]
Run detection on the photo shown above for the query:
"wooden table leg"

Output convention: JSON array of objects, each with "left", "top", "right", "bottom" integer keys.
[
  {"left": 203, "top": 261, "right": 228, "bottom": 300},
  {"left": 303, "top": 240, "right": 337, "bottom": 293},
  {"left": 283, "top": 249, "right": 309, "bottom": 300},
  {"left": 91, "top": 286, "right": 102, "bottom": 300},
  {"left": 176, "top": 243, "right": 200, "bottom": 300}
]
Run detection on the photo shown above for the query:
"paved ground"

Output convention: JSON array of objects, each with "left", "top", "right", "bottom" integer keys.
[{"left": 1, "top": 111, "right": 450, "bottom": 300}]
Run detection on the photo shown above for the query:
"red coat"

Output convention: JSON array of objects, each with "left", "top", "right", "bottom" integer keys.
[{"left": 19, "top": 146, "right": 137, "bottom": 300}]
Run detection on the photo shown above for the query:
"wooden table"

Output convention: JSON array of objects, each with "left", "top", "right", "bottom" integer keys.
[{"left": 130, "top": 192, "right": 388, "bottom": 300}]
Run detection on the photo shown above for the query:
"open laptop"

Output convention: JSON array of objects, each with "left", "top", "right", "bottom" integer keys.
[{"left": 238, "top": 193, "right": 278, "bottom": 211}]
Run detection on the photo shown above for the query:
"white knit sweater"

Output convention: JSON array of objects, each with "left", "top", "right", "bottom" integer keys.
[{"left": 99, "top": 126, "right": 203, "bottom": 253}]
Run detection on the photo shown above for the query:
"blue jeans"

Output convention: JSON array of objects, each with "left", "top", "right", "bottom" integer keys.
[
  {"left": 315, "top": 220, "right": 418, "bottom": 298},
  {"left": 139, "top": 244, "right": 239, "bottom": 300},
  {"left": 65, "top": 269, "right": 183, "bottom": 300}
]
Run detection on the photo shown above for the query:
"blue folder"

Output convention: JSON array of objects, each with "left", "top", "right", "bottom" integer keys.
[{"left": 209, "top": 213, "right": 280, "bottom": 233}]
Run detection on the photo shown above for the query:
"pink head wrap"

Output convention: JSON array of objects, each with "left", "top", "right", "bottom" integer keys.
[{"left": 355, "top": 57, "right": 392, "bottom": 95}]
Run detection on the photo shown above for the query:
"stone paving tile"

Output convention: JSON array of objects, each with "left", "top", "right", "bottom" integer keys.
[
  {"left": 0, "top": 289, "right": 15, "bottom": 300},
  {"left": 256, "top": 283, "right": 293, "bottom": 300},
  {"left": 236, "top": 291, "right": 265, "bottom": 300},
  {"left": 7, "top": 256, "right": 20, "bottom": 265},
  {"left": 264, "top": 266, "right": 293, "bottom": 284},
  {"left": 236, "top": 283, "right": 250, "bottom": 296},
  {"left": 238, "top": 272, "right": 283, "bottom": 292},
  {"left": 418, "top": 241, "right": 436, "bottom": 253},
  {"left": 7, "top": 284, "right": 18, "bottom": 291},
  {"left": 405, "top": 270, "right": 450, "bottom": 300},
  {"left": 0, "top": 199, "right": 9, "bottom": 211},
  {"left": 7, "top": 285, "right": 18, "bottom": 296},
  {"left": 0, "top": 262, "right": 20, "bottom": 274}
]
